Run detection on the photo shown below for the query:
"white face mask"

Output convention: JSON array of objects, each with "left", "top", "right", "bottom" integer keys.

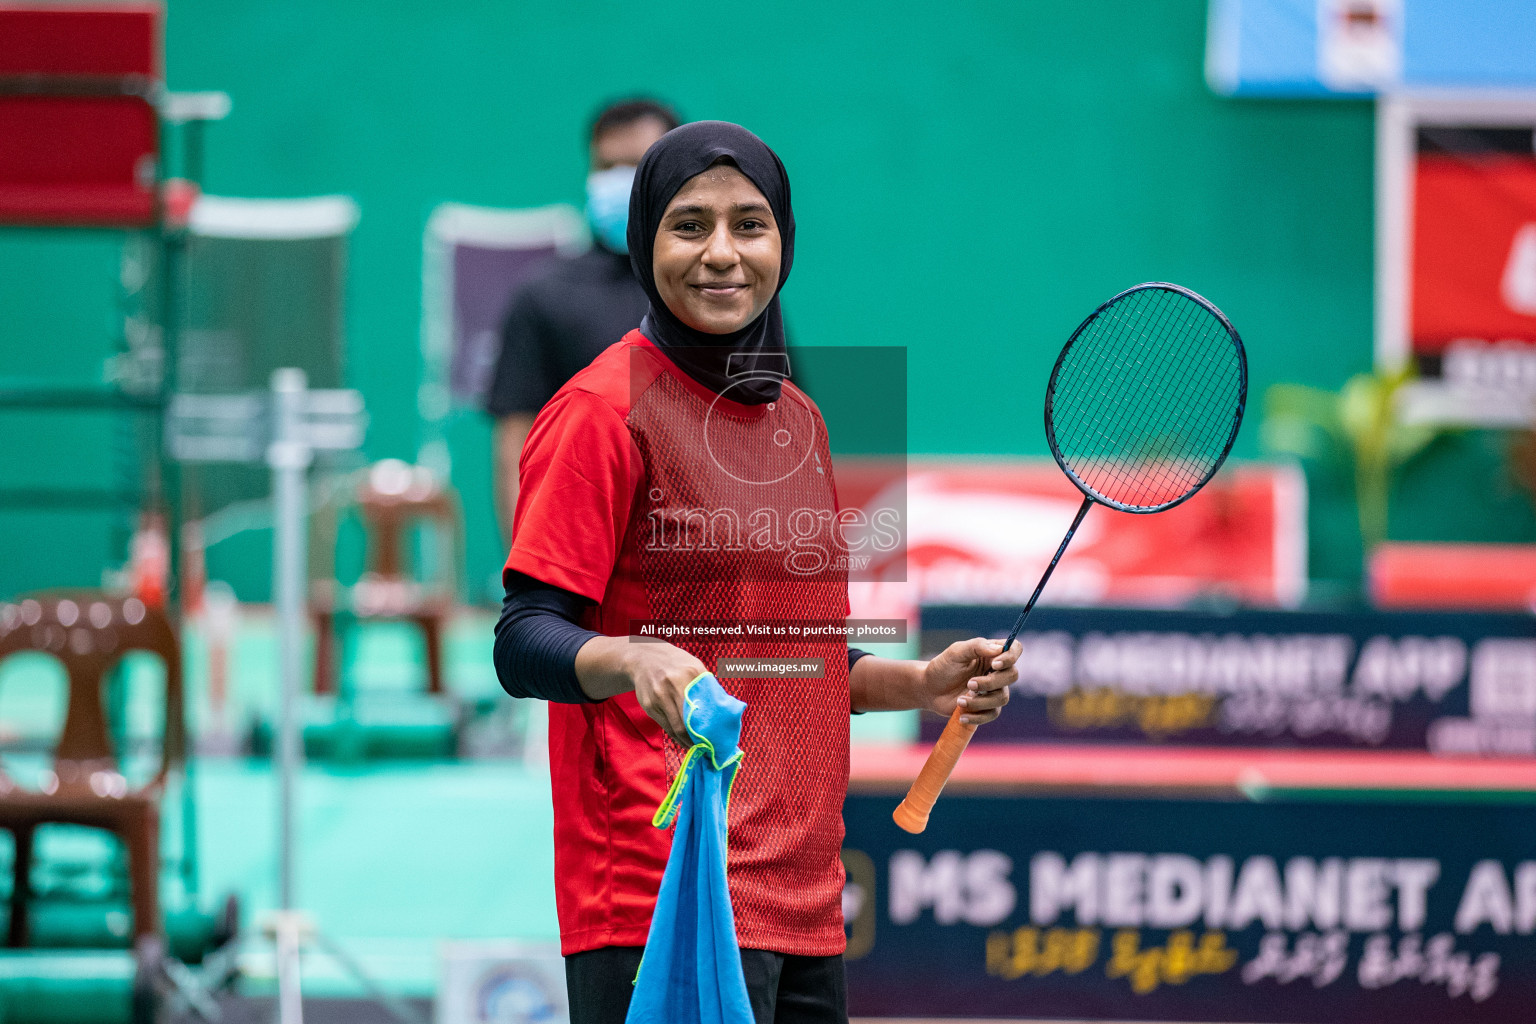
[{"left": 586, "top": 165, "right": 637, "bottom": 253}]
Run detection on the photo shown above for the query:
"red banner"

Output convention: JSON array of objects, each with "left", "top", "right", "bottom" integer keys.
[
  {"left": 1412, "top": 153, "right": 1536, "bottom": 352},
  {"left": 844, "top": 460, "right": 1305, "bottom": 625}
]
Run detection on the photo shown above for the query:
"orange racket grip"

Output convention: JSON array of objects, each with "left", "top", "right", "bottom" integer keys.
[{"left": 893, "top": 707, "right": 978, "bottom": 834}]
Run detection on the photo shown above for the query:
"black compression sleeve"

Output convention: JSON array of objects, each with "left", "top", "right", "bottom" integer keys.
[
  {"left": 493, "top": 572, "right": 603, "bottom": 703},
  {"left": 848, "top": 647, "right": 876, "bottom": 715}
]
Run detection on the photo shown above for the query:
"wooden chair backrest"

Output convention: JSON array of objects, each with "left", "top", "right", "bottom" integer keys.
[
  {"left": 357, "top": 482, "right": 461, "bottom": 583},
  {"left": 0, "top": 592, "right": 185, "bottom": 793}
]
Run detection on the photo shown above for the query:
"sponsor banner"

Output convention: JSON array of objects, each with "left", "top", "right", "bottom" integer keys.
[
  {"left": 1413, "top": 138, "right": 1536, "bottom": 353},
  {"left": 1409, "top": 125, "right": 1536, "bottom": 398},
  {"left": 842, "top": 791, "right": 1536, "bottom": 1022},
  {"left": 846, "top": 461, "right": 1305, "bottom": 626},
  {"left": 1205, "top": 0, "right": 1536, "bottom": 97},
  {"left": 920, "top": 605, "right": 1536, "bottom": 755}
]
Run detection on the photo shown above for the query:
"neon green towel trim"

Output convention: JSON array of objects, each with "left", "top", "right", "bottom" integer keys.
[
  {"left": 650, "top": 672, "right": 745, "bottom": 829},
  {"left": 652, "top": 746, "right": 701, "bottom": 828},
  {"left": 721, "top": 748, "right": 743, "bottom": 813}
]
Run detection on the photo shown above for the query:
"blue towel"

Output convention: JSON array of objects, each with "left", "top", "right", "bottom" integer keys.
[{"left": 625, "top": 673, "right": 753, "bottom": 1024}]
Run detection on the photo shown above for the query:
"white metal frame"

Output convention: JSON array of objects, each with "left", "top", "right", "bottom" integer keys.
[
  {"left": 1376, "top": 91, "right": 1536, "bottom": 426},
  {"left": 189, "top": 194, "right": 359, "bottom": 240},
  {"left": 1273, "top": 459, "right": 1309, "bottom": 608},
  {"left": 416, "top": 202, "right": 587, "bottom": 476}
]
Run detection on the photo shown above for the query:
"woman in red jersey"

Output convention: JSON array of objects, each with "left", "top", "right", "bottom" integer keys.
[{"left": 493, "top": 120, "right": 1019, "bottom": 1024}]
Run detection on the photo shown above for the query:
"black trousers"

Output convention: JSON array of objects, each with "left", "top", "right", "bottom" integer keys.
[{"left": 565, "top": 945, "right": 848, "bottom": 1024}]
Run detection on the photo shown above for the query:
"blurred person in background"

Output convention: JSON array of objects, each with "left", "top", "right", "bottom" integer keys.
[{"left": 486, "top": 97, "right": 681, "bottom": 544}]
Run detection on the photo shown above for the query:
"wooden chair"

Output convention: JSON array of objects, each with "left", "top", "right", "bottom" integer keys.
[
  {"left": 310, "top": 460, "right": 463, "bottom": 696},
  {"left": 0, "top": 592, "right": 184, "bottom": 949}
]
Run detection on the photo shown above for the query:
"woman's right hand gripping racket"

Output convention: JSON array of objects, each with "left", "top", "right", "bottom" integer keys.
[{"left": 892, "top": 282, "right": 1248, "bottom": 834}]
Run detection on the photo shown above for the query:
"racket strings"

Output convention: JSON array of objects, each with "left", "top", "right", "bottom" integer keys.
[
  {"left": 1062, "top": 294, "right": 1229, "bottom": 454},
  {"left": 1058, "top": 351, "right": 1232, "bottom": 505},
  {"left": 1049, "top": 286, "right": 1243, "bottom": 510},
  {"left": 1059, "top": 308, "right": 1235, "bottom": 503}
]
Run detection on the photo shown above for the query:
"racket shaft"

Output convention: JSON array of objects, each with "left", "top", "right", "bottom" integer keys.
[
  {"left": 894, "top": 496, "right": 1093, "bottom": 834},
  {"left": 1003, "top": 495, "right": 1092, "bottom": 650},
  {"left": 893, "top": 707, "right": 976, "bottom": 833}
]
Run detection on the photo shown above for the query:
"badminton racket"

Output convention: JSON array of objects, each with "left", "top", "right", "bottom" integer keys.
[{"left": 893, "top": 282, "right": 1248, "bottom": 833}]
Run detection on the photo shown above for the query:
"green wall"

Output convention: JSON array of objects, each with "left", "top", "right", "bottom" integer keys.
[{"left": 2, "top": 0, "right": 1523, "bottom": 601}]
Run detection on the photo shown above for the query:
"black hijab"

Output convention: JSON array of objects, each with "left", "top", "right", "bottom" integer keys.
[{"left": 627, "top": 121, "right": 794, "bottom": 405}]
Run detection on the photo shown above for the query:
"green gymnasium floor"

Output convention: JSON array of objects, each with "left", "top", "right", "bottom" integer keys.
[{"left": 0, "top": 611, "right": 917, "bottom": 997}]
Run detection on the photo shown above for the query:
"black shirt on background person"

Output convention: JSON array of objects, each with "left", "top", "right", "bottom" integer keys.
[
  {"left": 484, "top": 98, "right": 679, "bottom": 545},
  {"left": 483, "top": 244, "right": 649, "bottom": 419}
]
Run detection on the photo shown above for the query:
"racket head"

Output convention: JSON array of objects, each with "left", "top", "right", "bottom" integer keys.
[{"left": 1045, "top": 282, "right": 1247, "bottom": 514}]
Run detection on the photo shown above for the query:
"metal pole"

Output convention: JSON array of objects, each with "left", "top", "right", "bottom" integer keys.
[
  {"left": 160, "top": 236, "right": 186, "bottom": 611},
  {"left": 184, "top": 119, "right": 206, "bottom": 189},
  {"left": 265, "top": 372, "right": 418, "bottom": 1024},
  {"left": 274, "top": 915, "right": 305, "bottom": 1024},
  {"left": 268, "top": 369, "right": 311, "bottom": 1024},
  {"left": 268, "top": 369, "right": 310, "bottom": 914}
]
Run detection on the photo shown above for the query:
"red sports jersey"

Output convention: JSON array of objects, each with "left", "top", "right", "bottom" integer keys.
[{"left": 506, "top": 331, "right": 851, "bottom": 957}]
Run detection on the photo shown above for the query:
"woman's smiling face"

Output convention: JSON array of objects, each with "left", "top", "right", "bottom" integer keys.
[{"left": 652, "top": 163, "right": 782, "bottom": 335}]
